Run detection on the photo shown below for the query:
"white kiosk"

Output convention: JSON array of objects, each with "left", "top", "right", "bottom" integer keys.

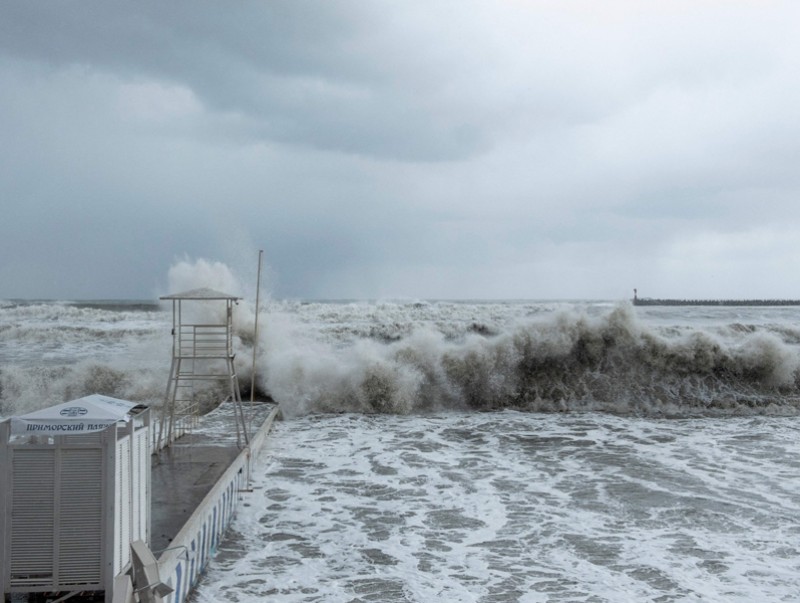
[{"left": 0, "top": 394, "right": 150, "bottom": 602}]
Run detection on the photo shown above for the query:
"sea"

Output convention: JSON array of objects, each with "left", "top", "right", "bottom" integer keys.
[{"left": 2, "top": 294, "right": 800, "bottom": 602}]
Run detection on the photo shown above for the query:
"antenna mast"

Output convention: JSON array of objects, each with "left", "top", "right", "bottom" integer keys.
[{"left": 250, "top": 250, "right": 264, "bottom": 405}]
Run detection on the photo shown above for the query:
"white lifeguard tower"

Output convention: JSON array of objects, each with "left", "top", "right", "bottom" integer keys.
[{"left": 158, "top": 288, "right": 248, "bottom": 449}]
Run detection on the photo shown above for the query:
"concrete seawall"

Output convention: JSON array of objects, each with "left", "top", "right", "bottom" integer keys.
[
  {"left": 632, "top": 298, "right": 800, "bottom": 306},
  {"left": 155, "top": 405, "right": 281, "bottom": 603}
]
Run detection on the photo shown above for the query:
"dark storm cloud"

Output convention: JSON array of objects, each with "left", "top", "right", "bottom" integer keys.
[
  {"left": 2, "top": 1, "right": 800, "bottom": 300},
  {"left": 0, "top": 1, "right": 489, "bottom": 161}
]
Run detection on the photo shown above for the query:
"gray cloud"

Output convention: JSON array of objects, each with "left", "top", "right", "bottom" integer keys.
[
  {"left": 1, "top": 1, "right": 800, "bottom": 300},
  {"left": 0, "top": 2, "right": 491, "bottom": 161}
]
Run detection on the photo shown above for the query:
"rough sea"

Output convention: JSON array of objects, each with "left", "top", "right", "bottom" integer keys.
[{"left": 2, "top": 294, "right": 800, "bottom": 602}]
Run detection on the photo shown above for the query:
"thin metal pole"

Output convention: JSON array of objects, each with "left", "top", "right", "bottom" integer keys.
[{"left": 250, "top": 250, "right": 264, "bottom": 413}]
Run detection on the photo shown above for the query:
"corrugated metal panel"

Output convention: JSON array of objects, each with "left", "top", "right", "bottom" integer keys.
[
  {"left": 115, "top": 437, "right": 131, "bottom": 575},
  {"left": 58, "top": 448, "right": 103, "bottom": 585},
  {"left": 132, "top": 429, "right": 149, "bottom": 543},
  {"left": 61, "top": 433, "right": 104, "bottom": 446},
  {"left": 9, "top": 449, "right": 55, "bottom": 587},
  {"left": 5, "top": 421, "right": 148, "bottom": 594}
]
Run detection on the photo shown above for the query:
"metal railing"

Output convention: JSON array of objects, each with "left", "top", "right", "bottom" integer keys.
[{"left": 175, "top": 325, "right": 231, "bottom": 358}]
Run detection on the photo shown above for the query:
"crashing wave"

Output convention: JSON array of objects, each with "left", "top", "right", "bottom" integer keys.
[
  {"left": 265, "top": 303, "right": 800, "bottom": 417},
  {"left": 4, "top": 291, "right": 800, "bottom": 419}
]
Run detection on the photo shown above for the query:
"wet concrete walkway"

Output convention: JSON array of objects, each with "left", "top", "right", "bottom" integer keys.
[{"left": 149, "top": 402, "right": 277, "bottom": 554}]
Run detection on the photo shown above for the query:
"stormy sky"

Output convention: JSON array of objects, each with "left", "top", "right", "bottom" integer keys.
[{"left": 2, "top": 1, "right": 799, "bottom": 300}]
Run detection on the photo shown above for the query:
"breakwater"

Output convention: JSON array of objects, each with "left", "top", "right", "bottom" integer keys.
[{"left": 632, "top": 298, "right": 800, "bottom": 307}]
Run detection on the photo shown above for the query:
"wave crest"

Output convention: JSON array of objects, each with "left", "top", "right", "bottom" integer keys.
[{"left": 264, "top": 303, "right": 800, "bottom": 417}]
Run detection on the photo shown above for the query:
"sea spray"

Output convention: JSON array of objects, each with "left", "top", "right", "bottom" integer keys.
[
  {"left": 165, "top": 257, "right": 244, "bottom": 299},
  {"left": 262, "top": 301, "right": 800, "bottom": 417},
  {"left": 734, "top": 332, "right": 799, "bottom": 386},
  {"left": 4, "top": 270, "right": 800, "bottom": 418}
]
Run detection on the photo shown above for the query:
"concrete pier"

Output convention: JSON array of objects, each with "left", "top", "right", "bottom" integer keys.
[
  {"left": 148, "top": 401, "right": 280, "bottom": 603},
  {"left": 150, "top": 438, "right": 241, "bottom": 553},
  {"left": 150, "top": 401, "right": 277, "bottom": 553}
]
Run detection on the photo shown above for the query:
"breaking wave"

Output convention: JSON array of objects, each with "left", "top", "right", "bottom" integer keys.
[
  {"left": 263, "top": 302, "right": 800, "bottom": 417},
  {"left": 4, "top": 258, "right": 800, "bottom": 419}
]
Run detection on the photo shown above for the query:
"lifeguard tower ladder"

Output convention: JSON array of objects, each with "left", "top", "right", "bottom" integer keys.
[{"left": 157, "top": 288, "right": 248, "bottom": 449}]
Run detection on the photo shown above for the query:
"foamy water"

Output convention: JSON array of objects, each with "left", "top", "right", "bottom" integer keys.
[
  {"left": 4, "top": 298, "right": 800, "bottom": 417},
  {"left": 192, "top": 412, "right": 800, "bottom": 602},
  {"left": 261, "top": 300, "right": 800, "bottom": 417}
]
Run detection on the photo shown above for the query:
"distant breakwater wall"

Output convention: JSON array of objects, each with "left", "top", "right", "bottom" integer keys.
[{"left": 633, "top": 298, "right": 800, "bottom": 307}]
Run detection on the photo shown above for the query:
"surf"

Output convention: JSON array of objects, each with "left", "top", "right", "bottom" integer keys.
[{"left": 3, "top": 259, "right": 800, "bottom": 421}]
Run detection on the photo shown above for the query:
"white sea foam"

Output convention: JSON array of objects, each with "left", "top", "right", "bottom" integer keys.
[{"left": 192, "top": 412, "right": 800, "bottom": 602}]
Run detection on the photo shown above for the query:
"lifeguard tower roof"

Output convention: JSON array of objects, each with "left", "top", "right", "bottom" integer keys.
[{"left": 160, "top": 288, "right": 241, "bottom": 301}]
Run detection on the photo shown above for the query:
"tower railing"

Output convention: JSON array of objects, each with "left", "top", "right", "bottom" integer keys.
[{"left": 176, "top": 324, "right": 232, "bottom": 358}]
